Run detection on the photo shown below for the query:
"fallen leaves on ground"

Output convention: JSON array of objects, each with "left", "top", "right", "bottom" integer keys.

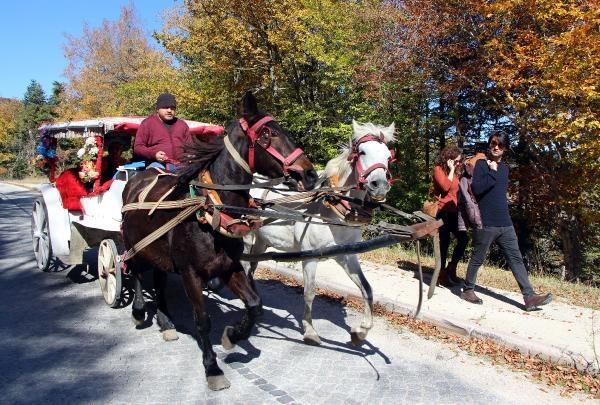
[{"left": 255, "top": 268, "right": 600, "bottom": 400}]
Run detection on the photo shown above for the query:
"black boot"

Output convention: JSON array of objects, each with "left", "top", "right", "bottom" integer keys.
[
  {"left": 207, "top": 277, "right": 224, "bottom": 292},
  {"left": 445, "top": 261, "right": 462, "bottom": 284},
  {"left": 437, "top": 267, "right": 458, "bottom": 287}
]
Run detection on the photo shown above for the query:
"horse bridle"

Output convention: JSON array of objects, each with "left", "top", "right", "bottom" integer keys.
[
  {"left": 347, "top": 132, "right": 396, "bottom": 189},
  {"left": 238, "top": 116, "right": 305, "bottom": 176}
]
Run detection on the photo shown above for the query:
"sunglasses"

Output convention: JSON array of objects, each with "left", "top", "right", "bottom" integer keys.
[{"left": 490, "top": 140, "right": 505, "bottom": 149}]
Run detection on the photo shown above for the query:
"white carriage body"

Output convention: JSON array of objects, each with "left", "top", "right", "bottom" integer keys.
[
  {"left": 39, "top": 176, "right": 127, "bottom": 264},
  {"left": 36, "top": 116, "right": 220, "bottom": 265}
]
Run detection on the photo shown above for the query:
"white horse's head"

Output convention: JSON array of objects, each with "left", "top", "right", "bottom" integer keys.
[{"left": 325, "top": 120, "right": 396, "bottom": 201}]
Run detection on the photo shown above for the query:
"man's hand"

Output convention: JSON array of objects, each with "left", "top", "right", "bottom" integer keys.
[
  {"left": 487, "top": 160, "right": 498, "bottom": 171},
  {"left": 155, "top": 151, "right": 167, "bottom": 162}
]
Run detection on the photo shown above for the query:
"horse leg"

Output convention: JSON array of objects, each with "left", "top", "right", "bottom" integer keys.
[
  {"left": 301, "top": 259, "right": 321, "bottom": 345},
  {"left": 335, "top": 254, "right": 373, "bottom": 345},
  {"left": 153, "top": 269, "right": 178, "bottom": 341},
  {"left": 247, "top": 237, "right": 267, "bottom": 292},
  {"left": 221, "top": 267, "right": 263, "bottom": 350},
  {"left": 131, "top": 269, "right": 146, "bottom": 326},
  {"left": 181, "top": 272, "right": 230, "bottom": 391}
]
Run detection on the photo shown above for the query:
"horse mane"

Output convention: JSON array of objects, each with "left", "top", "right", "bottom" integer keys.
[
  {"left": 352, "top": 120, "right": 396, "bottom": 143},
  {"left": 324, "top": 147, "right": 352, "bottom": 181},
  {"left": 177, "top": 135, "right": 225, "bottom": 184},
  {"left": 352, "top": 121, "right": 396, "bottom": 143}
]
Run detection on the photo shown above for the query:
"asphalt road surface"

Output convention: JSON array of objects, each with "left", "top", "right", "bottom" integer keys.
[{"left": 0, "top": 182, "right": 582, "bottom": 404}]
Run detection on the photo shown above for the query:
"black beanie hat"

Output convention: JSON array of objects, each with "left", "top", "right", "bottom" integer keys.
[{"left": 156, "top": 93, "right": 177, "bottom": 109}]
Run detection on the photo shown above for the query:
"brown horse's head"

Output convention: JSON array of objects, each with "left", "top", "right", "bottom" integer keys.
[{"left": 235, "top": 91, "right": 317, "bottom": 191}]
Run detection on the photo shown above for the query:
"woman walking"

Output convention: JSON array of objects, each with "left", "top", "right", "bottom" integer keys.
[{"left": 432, "top": 146, "right": 469, "bottom": 286}]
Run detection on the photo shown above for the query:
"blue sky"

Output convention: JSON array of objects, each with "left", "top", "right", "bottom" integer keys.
[{"left": 0, "top": 1, "right": 179, "bottom": 99}]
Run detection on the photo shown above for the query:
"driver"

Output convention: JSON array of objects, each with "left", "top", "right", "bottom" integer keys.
[{"left": 134, "top": 93, "right": 190, "bottom": 171}]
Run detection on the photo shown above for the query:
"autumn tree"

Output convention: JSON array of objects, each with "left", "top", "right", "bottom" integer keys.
[
  {"left": 5, "top": 81, "right": 54, "bottom": 178},
  {"left": 480, "top": 0, "right": 600, "bottom": 279},
  {"left": 62, "top": 5, "right": 178, "bottom": 118},
  {"left": 0, "top": 98, "right": 23, "bottom": 176},
  {"left": 157, "top": 0, "right": 378, "bottom": 162}
]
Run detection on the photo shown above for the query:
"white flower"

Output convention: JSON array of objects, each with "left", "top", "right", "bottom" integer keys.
[
  {"left": 85, "top": 137, "right": 96, "bottom": 146},
  {"left": 89, "top": 147, "right": 99, "bottom": 156},
  {"left": 77, "top": 148, "right": 85, "bottom": 158}
]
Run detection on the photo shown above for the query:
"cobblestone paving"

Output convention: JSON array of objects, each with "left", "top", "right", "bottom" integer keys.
[{"left": 0, "top": 183, "right": 586, "bottom": 404}]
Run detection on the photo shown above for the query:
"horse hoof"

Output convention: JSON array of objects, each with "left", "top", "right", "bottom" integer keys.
[
  {"left": 162, "top": 329, "right": 179, "bottom": 342},
  {"left": 350, "top": 328, "right": 368, "bottom": 345},
  {"left": 303, "top": 332, "right": 322, "bottom": 346},
  {"left": 131, "top": 314, "right": 144, "bottom": 327},
  {"left": 207, "top": 374, "right": 231, "bottom": 391},
  {"left": 221, "top": 326, "right": 235, "bottom": 350}
]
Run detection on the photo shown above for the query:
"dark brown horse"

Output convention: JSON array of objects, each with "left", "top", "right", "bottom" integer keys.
[{"left": 121, "top": 92, "right": 317, "bottom": 390}]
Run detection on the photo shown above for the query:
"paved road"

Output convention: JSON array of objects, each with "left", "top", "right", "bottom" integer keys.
[{"left": 0, "top": 182, "right": 583, "bottom": 404}]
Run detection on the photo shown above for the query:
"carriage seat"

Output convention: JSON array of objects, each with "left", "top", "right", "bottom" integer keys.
[{"left": 113, "top": 161, "right": 146, "bottom": 182}]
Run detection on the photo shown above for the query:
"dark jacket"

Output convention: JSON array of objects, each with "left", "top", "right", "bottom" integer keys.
[
  {"left": 471, "top": 158, "right": 512, "bottom": 227},
  {"left": 133, "top": 114, "right": 190, "bottom": 163}
]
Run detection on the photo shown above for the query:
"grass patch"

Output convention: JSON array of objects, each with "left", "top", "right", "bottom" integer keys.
[{"left": 360, "top": 244, "right": 600, "bottom": 310}]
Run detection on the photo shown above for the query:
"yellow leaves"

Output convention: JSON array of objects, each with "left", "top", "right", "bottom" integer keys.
[
  {"left": 0, "top": 98, "right": 23, "bottom": 146},
  {"left": 62, "top": 4, "right": 175, "bottom": 118}
]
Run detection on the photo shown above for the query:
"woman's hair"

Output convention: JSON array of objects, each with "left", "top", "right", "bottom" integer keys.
[
  {"left": 487, "top": 131, "right": 510, "bottom": 149},
  {"left": 434, "top": 145, "right": 463, "bottom": 174}
]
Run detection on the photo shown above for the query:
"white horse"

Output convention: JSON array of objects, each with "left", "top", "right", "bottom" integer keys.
[{"left": 244, "top": 120, "right": 396, "bottom": 345}]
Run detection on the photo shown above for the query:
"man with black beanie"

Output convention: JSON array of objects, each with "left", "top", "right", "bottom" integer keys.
[{"left": 134, "top": 93, "right": 190, "bottom": 170}]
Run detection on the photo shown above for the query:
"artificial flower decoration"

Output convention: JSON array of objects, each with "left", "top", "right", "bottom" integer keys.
[
  {"left": 77, "top": 136, "right": 100, "bottom": 183},
  {"left": 33, "top": 134, "right": 58, "bottom": 175}
]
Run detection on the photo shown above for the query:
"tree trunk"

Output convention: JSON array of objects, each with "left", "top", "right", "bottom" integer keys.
[
  {"left": 454, "top": 100, "right": 464, "bottom": 148},
  {"left": 558, "top": 213, "right": 583, "bottom": 281},
  {"left": 438, "top": 98, "right": 446, "bottom": 150},
  {"left": 424, "top": 101, "right": 430, "bottom": 178}
]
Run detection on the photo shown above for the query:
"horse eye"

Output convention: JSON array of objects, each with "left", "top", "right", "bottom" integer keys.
[{"left": 359, "top": 151, "right": 366, "bottom": 156}]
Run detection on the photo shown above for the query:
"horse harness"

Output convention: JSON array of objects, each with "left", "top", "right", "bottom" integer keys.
[
  {"left": 347, "top": 132, "right": 396, "bottom": 189},
  {"left": 322, "top": 132, "right": 397, "bottom": 223},
  {"left": 226, "top": 116, "right": 306, "bottom": 177},
  {"left": 118, "top": 131, "right": 399, "bottom": 262}
]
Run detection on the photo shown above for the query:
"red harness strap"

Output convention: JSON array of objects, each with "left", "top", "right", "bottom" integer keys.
[
  {"left": 239, "top": 116, "right": 305, "bottom": 175},
  {"left": 347, "top": 133, "right": 396, "bottom": 189}
]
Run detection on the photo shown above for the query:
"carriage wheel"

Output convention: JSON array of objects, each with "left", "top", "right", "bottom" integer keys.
[
  {"left": 31, "top": 197, "right": 52, "bottom": 271},
  {"left": 98, "top": 239, "right": 122, "bottom": 308}
]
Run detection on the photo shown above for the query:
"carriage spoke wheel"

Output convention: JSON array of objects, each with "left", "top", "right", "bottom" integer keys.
[
  {"left": 97, "top": 239, "right": 122, "bottom": 308},
  {"left": 31, "top": 198, "right": 52, "bottom": 271}
]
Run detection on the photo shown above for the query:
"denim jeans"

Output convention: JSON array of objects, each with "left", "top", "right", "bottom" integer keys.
[
  {"left": 437, "top": 210, "right": 469, "bottom": 267},
  {"left": 147, "top": 161, "right": 178, "bottom": 172},
  {"left": 465, "top": 225, "right": 535, "bottom": 297}
]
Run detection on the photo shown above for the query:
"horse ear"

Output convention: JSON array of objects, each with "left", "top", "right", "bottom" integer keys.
[
  {"left": 239, "top": 91, "right": 258, "bottom": 119},
  {"left": 352, "top": 119, "right": 360, "bottom": 133},
  {"left": 385, "top": 122, "right": 396, "bottom": 142}
]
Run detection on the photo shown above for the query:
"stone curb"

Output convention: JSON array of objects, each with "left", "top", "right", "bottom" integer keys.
[
  {"left": 0, "top": 181, "right": 42, "bottom": 191},
  {"left": 258, "top": 262, "right": 598, "bottom": 374}
]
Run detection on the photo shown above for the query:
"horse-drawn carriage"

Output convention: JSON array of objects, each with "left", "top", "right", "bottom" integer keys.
[
  {"left": 29, "top": 93, "right": 442, "bottom": 391},
  {"left": 30, "top": 116, "right": 223, "bottom": 306}
]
